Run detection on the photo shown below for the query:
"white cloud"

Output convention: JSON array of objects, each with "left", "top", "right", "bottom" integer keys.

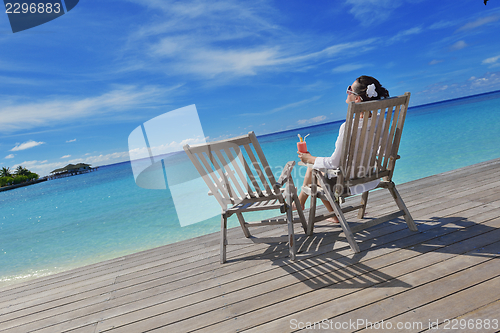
[
  {"left": 15, "top": 160, "right": 61, "bottom": 177},
  {"left": 70, "top": 152, "right": 130, "bottom": 165},
  {"left": 147, "top": 38, "right": 375, "bottom": 79},
  {"left": 429, "top": 20, "right": 455, "bottom": 30},
  {"left": 17, "top": 150, "right": 132, "bottom": 177},
  {"left": 122, "top": 0, "right": 378, "bottom": 79},
  {"left": 0, "top": 85, "right": 178, "bottom": 133},
  {"left": 66, "top": 139, "right": 77, "bottom": 143},
  {"left": 418, "top": 72, "right": 500, "bottom": 102},
  {"left": 128, "top": 136, "right": 206, "bottom": 160},
  {"left": 429, "top": 60, "right": 443, "bottom": 65},
  {"left": 10, "top": 140, "right": 45, "bottom": 151},
  {"left": 5, "top": 154, "right": 15, "bottom": 159},
  {"left": 297, "top": 115, "right": 327, "bottom": 125},
  {"left": 241, "top": 96, "right": 322, "bottom": 116},
  {"left": 61, "top": 155, "right": 71, "bottom": 159},
  {"left": 482, "top": 55, "right": 500, "bottom": 65},
  {"left": 389, "top": 27, "right": 423, "bottom": 42},
  {"left": 468, "top": 72, "right": 500, "bottom": 89},
  {"left": 344, "top": 0, "right": 424, "bottom": 25},
  {"left": 457, "top": 15, "right": 500, "bottom": 32},
  {"left": 449, "top": 40, "right": 467, "bottom": 51}
]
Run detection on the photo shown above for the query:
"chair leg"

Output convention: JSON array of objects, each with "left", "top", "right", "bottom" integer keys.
[
  {"left": 307, "top": 171, "right": 318, "bottom": 236},
  {"left": 357, "top": 191, "right": 369, "bottom": 219},
  {"left": 388, "top": 184, "right": 418, "bottom": 232},
  {"left": 317, "top": 175, "right": 360, "bottom": 253},
  {"left": 236, "top": 213, "right": 251, "bottom": 238},
  {"left": 292, "top": 194, "right": 308, "bottom": 234},
  {"left": 332, "top": 200, "right": 360, "bottom": 253},
  {"left": 288, "top": 176, "right": 308, "bottom": 234},
  {"left": 220, "top": 213, "right": 228, "bottom": 263},
  {"left": 286, "top": 179, "right": 297, "bottom": 261}
]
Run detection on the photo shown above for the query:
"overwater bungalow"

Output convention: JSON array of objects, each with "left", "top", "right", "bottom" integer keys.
[{"left": 48, "top": 163, "right": 98, "bottom": 180}]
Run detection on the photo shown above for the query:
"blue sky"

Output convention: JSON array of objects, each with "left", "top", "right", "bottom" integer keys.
[{"left": 1, "top": 0, "right": 500, "bottom": 176}]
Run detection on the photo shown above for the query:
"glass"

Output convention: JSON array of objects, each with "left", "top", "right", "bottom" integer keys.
[{"left": 346, "top": 85, "right": 360, "bottom": 96}]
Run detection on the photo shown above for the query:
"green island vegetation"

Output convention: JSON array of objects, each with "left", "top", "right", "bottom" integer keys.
[{"left": 0, "top": 166, "right": 40, "bottom": 188}]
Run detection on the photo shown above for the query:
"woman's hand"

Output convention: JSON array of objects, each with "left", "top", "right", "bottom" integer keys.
[{"left": 297, "top": 151, "right": 316, "bottom": 164}]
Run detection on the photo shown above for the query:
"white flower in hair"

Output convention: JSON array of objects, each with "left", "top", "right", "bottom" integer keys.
[{"left": 366, "top": 83, "right": 378, "bottom": 98}]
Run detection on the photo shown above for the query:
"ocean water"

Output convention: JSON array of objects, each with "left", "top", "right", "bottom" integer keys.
[{"left": 1, "top": 91, "right": 500, "bottom": 287}]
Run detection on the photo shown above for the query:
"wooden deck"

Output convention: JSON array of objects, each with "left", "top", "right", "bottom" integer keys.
[{"left": 1, "top": 158, "right": 500, "bottom": 333}]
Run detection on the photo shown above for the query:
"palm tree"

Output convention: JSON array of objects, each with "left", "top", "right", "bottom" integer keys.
[
  {"left": 15, "top": 166, "right": 30, "bottom": 176},
  {"left": 0, "top": 167, "right": 12, "bottom": 178}
]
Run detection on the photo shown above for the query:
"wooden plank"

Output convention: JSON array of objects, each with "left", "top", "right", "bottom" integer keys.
[
  {"left": 343, "top": 244, "right": 500, "bottom": 333},
  {"left": 91, "top": 218, "right": 500, "bottom": 333},
  {"left": 350, "top": 211, "right": 405, "bottom": 233},
  {"left": 26, "top": 209, "right": 454, "bottom": 330},
  {"left": 421, "top": 300, "right": 500, "bottom": 333},
  {"left": 0, "top": 182, "right": 494, "bottom": 320},
  {"left": 240, "top": 233, "right": 500, "bottom": 333},
  {"left": 0, "top": 158, "right": 499, "bottom": 333},
  {"left": 2, "top": 187, "right": 496, "bottom": 326},
  {"left": 4, "top": 215, "right": 500, "bottom": 332},
  {"left": 359, "top": 275, "right": 500, "bottom": 333}
]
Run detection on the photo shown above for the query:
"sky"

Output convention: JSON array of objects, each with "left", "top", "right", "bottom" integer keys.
[{"left": 1, "top": 0, "right": 500, "bottom": 177}]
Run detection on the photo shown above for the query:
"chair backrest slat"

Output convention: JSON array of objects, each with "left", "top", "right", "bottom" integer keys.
[
  {"left": 353, "top": 110, "right": 371, "bottom": 177},
  {"left": 183, "top": 147, "right": 230, "bottom": 207},
  {"left": 342, "top": 110, "right": 361, "bottom": 180},
  {"left": 243, "top": 142, "right": 273, "bottom": 195},
  {"left": 184, "top": 131, "right": 280, "bottom": 210},
  {"left": 339, "top": 93, "right": 411, "bottom": 184},
  {"left": 382, "top": 102, "right": 402, "bottom": 169},
  {"left": 370, "top": 108, "right": 387, "bottom": 171},
  {"left": 223, "top": 146, "right": 257, "bottom": 198},
  {"left": 202, "top": 149, "right": 235, "bottom": 200},
  {"left": 376, "top": 107, "right": 392, "bottom": 170},
  {"left": 241, "top": 144, "right": 265, "bottom": 196},
  {"left": 391, "top": 101, "right": 409, "bottom": 164},
  {"left": 249, "top": 132, "right": 279, "bottom": 193},
  {"left": 213, "top": 149, "right": 247, "bottom": 199},
  {"left": 359, "top": 109, "right": 381, "bottom": 177},
  {"left": 187, "top": 147, "right": 228, "bottom": 207}
]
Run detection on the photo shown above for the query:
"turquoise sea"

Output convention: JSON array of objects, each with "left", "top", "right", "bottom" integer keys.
[{"left": 1, "top": 91, "right": 500, "bottom": 288}]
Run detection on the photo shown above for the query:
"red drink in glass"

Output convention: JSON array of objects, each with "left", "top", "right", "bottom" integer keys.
[{"left": 297, "top": 141, "right": 307, "bottom": 153}]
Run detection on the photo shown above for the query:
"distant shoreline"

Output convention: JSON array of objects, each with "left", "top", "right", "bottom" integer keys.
[{"left": 0, "top": 177, "right": 48, "bottom": 192}]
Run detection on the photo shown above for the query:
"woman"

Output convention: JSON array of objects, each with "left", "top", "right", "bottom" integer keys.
[{"left": 296, "top": 75, "right": 390, "bottom": 222}]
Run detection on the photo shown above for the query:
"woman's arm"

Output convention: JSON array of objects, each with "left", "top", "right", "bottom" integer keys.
[
  {"left": 297, "top": 122, "right": 346, "bottom": 168},
  {"left": 297, "top": 151, "right": 316, "bottom": 164},
  {"left": 313, "top": 122, "right": 345, "bottom": 169}
]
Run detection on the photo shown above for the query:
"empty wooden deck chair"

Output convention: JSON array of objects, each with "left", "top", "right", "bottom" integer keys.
[
  {"left": 303, "top": 92, "right": 418, "bottom": 253},
  {"left": 183, "top": 131, "right": 307, "bottom": 263}
]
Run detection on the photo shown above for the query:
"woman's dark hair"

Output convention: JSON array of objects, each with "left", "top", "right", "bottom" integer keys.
[{"left": 354, "top": 75, "right": 389, "bottom": 101}]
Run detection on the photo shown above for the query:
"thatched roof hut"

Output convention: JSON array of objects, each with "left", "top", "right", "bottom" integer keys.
[{"left": 50, "top": 163, "right": 92, "bottom": 174}]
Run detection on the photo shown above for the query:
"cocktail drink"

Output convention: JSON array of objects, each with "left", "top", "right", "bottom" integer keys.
[
  {"left": 297, "top": 141, "right": 307, "bottom": 153},
  {"left": 297, "top": 134, "right": 309, "bottom": 153}
]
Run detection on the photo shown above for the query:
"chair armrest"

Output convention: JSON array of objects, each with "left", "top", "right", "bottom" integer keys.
[
  {"left": 276, "top": 161, "right": 295, "bottom": 187},
  {"left": 312, "top": 167, "right": 340, "bottom": 178},
  {"left": 297, "top": 161, "right": 314, "bottom": 168},
  {"left": 325, "top": 168, "right": 341, "bottom": 178}
]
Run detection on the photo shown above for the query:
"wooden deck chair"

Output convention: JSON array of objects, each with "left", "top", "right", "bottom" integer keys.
[
  {"left": 183, "top": 131, "right": 307, "bottom": 263},
  {"left": 303, "top": 92, "right": 418, "bottom": 253}
]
